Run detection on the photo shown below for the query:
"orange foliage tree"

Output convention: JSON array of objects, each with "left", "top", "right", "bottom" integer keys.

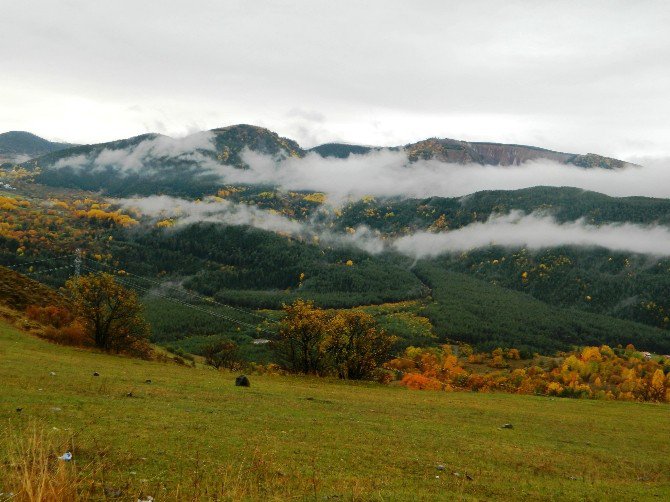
[{"left": 65, "top": 272, "right": 151, "bottom": 357}]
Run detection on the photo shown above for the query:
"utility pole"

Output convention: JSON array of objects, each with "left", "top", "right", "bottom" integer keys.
[{"left": 74, "top": 248, "right": 82, "bottom": 277}]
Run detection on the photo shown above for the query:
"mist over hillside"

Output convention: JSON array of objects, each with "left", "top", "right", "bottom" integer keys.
[{"left": 0, "top": 131, "right": 73, "bottom": 164}]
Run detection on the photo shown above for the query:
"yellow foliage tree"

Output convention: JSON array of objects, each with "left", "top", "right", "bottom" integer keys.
[{"left": 65, "top": 272, "right": 150, "bottom": 356}]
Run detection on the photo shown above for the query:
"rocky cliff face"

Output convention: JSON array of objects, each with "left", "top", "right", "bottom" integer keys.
[{"left": 403, "top": 137, "right": 625, "bottom": 168}]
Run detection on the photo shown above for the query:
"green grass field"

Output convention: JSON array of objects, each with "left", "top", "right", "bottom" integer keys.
[{"left": 1, "top": 321, "right": 669, "bottom": 501}]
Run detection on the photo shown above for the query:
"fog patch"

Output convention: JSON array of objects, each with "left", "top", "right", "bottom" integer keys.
[
  {"left": 229, "top": 151, "right": 670, "bottom": 201},
  {"left": 393, "top": 211, "right": 670, "bottom": 258},
  {"left": 53, "top": 131, "right": 216, "bottom": 173},
  {"left": 115, "top": 194, "right": 304, "bottom": 235},
  {"left": 47, "top": 131, "right": 670, "bottom": 202},
  {"left": 112, "top": 195, "right": 670, "bottom": 261}
]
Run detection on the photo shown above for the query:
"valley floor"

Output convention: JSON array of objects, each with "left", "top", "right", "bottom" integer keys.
[{"left": 0, "top": 322, "right": 668, "bottom": 501}]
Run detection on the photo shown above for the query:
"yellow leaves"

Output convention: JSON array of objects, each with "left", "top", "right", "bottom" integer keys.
[
  {"left": 74, "top": 208, "right": 138, "bottom": 227},
  {"left": 345, "top": 260, "right": 354, "bottom": 266},
  {"left": 585, "top": 295, "right": 592, "bottom": 301},
  {"left": 546, "top": 382, "right": 563, "bottom": 396},
  {"left": 50, "top": 199, "right": 70, "bottom": 210},
  {"left": 581, "top": 346, "right": 602, "bottom": 362},
  {"left": 521, "top": 271, "right": 528, "bottom": 281},
  {"left": 429, "top": 214, "right": 448, "bottom": 232},
  {"left": 0, "top": 195, "right": 23, "bottom": 211},
  {"left": 0, "top": 166, "right": 37, "bottom": 182},
  {"left": 303, "top": 192, "right": 326, "bottom": 204},
  {"left": 345, "top": 227, "right": 355, "bottom": 235},
  {"left": 156, "top": 219, "right": 175, "bottom": 228}
]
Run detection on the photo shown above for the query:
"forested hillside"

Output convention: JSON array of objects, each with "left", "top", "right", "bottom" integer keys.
[
  {"left": 0, "top": 131, "right": 72, "bottom": 163},
  {"left": 2, "top": 126, "right": 670, "bottom": 358}
]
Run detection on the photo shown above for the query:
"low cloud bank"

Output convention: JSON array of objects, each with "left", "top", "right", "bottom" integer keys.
[
  {"left": 53, "top": 132, "right": 216, "bottom": 173},
  {"left": 115, "top": 195, "right": 303, "bottom": 235},
  {"left": 393, "top": 211, "right": 670, "bottom": 258},
  {"left": 114, "top": 196, "right": 670, "bottom": 259},
  {"left": 223, "top": 150, "right": 670, "bottom": 201},
  {"left": 49, "top": 131, "right": 670, "bottom": 201},
  {"left": 115, "top": 194, "right": 387, "bottom": 253}
]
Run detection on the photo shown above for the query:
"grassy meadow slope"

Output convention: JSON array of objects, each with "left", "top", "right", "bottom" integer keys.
[{"left": 1, "top": 322, "right": 668, "bottom": 501}]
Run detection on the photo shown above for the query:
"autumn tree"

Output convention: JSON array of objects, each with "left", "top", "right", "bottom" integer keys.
[
  {"left": 274, "top": 299, "right": 329, "bottom": 374},
  {"left": 274, "top": 300, "right": 394, "bottom": 379},
  {"left": 321, "top": 310, "right": 396, "bottom": 379},
  {"left": 203, "top": 340, "right": 241, "bottom": 370},
  {"left": 65, "top": 272, "right": 150, "bottom": 356}
]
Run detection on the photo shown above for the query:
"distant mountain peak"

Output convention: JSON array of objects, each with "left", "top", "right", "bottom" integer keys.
[{"left": 0, "top": 131, "right": 73, "bottom": 163}]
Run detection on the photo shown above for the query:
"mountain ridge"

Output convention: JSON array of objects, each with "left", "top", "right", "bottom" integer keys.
[
  {"left": 9, "top": 124, "right": 629, "bottom": 170},
  {"left": 0, "top": 131, "right": 74, "bottom": 163}
]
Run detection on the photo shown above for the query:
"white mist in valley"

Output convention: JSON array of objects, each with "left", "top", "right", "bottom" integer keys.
[
  {"left": 392, "top": 211, "right": 670, "bottom": 258},
  {"left": 113, "top": 196, "right": 670, "bottom": 259}
]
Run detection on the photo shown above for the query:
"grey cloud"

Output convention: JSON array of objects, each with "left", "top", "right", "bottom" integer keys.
[
  {"left": 2, "top": 1, "right": 670, "bottom": 157},
  {"left": 115, "top": 195, "right": 304, "bottom": 235},
  {"left": 225, "top": 150, "right": 670, "bottom": 201},
  {"left": 52, "top": 132, "right": 670, "bottom": 202},
  {"left": 54, "top": 132, "right": 215, "bottom": 173},
  {"left": 112, "top": 195, "right": 670, "bottom": 260},
  {"left": 392, "top": 211, "right": 670, "bottom": 259}
]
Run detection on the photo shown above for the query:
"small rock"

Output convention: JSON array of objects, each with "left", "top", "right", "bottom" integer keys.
[
  {"left": 436, "top": 464, "right": 445, "bottom": 471},
  {"left": 501, "top": 423, "right": 514, "bottom": 429},
  {"left": 15, "top": 407, "right": 22, "bottom": 413},
  {"left": 51, "top": 407, "right": 61, "bottom": 412},
  {"left": 49, "top": 372, "right": 56, "bottom": 376},
  {"left": 126, "top": 392, "right": 133, "bottom": 397},
  {"left": 103, "top": 486, "right": 123, "bottom": 498},
  {"left": 452, "top": 472, "right": 461, "bottom": 477},
  {"left": 93, "top": 372, "right": 100, "bottom": 376},
  {"left": 465, "top": 473, "right": 474, "bottom": 481},
  {"left": 235, "top": 375, "right": 250, "bottom": 387},
  {"left": 145, "top": 379, "right": 152, "bottom": 384}
]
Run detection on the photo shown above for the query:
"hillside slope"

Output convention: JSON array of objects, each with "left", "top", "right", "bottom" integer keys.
[
  {"left": 0, "top": 131, "right": 72, "bottom": 163},
  {"left": 404, "top": 138, "right": 627, "bottom": 168},
  {"left": 0, "top": 265, "right": 68, "bottom": 311},
  {"left": 1, "top": 321, "right": 668, "bottom": 500},
  {"left": 24, "top": 125, "right": 303, "bottom": 196},
  {"left": 414, "top": 263, "right": 670, "bottom": 354}
]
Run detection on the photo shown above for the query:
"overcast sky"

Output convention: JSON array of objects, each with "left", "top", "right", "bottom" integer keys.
[{"left": 2, "top": 0, "right": 669, "bottom": 159}]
